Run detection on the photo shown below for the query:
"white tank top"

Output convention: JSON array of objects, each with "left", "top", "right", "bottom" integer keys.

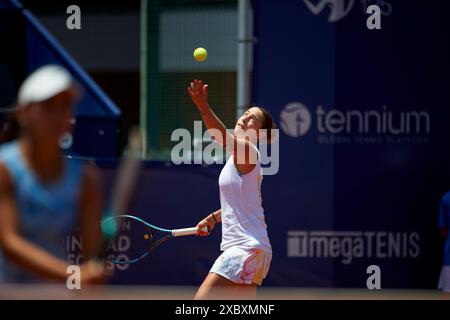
[{"left": 218, "top": 152, "right": 272, "bottom": 253}]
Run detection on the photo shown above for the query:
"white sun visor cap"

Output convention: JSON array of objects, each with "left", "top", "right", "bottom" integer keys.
[{"left": 17, "top": 65, "right": 81, "bottom": 107}]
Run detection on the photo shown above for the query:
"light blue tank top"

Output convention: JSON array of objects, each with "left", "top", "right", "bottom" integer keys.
[{"left": 0, "top": 140, "right": 83, "bottom": 283}]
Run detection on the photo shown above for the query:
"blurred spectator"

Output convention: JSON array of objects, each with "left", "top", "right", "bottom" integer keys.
[{"left": 0, "top": 65, "right": 105, "bottom": 284}]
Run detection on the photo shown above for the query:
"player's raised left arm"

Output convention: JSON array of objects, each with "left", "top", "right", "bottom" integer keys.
[
  {"left": 187, "top": 80, "right": 257, "bottom": 174},
  {"left": 188, "top": 80, "right": 232, "bottom": 148}
]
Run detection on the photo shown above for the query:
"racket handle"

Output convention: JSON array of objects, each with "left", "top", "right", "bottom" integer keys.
[{"left": 172, "top": 227, "right": 208, "bottom": 237}]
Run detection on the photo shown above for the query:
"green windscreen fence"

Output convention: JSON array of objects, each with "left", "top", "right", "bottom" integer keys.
[{"left": 141, "top": 0, "right": 242, "bottom": 161}]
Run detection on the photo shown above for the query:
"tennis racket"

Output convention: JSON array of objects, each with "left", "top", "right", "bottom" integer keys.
[{"left": 101, "top": 214, "right": 208, "bottom": 264}]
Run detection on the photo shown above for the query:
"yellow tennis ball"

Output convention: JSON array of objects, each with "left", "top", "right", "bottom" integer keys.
[{"left": 193, "top": 47, "right": 207, "bottom": 62}]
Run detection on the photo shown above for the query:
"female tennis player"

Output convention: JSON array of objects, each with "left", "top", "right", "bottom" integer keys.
[
  {"left": 0, "top": 65, "right": 105, "bottom": 284},
  {"left": 188, "top": 79, "right": 275, "bottom": 299}
]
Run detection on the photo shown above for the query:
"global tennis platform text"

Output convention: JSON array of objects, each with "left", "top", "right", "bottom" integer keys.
[{"left": 175, "top": 304, "right": 275, "bottom": 317}]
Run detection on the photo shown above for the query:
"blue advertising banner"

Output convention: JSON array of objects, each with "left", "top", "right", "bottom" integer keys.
[{"left": 252, "top": 0, "right": 450, "bottom": 288}]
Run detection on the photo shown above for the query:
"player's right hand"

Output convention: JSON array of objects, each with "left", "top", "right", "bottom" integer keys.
[
  {"left": 80, "top": 260, "right": 106, "bottom": 285},
  {"left": 196, "top": 215, "right": 215, "bottom": 236}
]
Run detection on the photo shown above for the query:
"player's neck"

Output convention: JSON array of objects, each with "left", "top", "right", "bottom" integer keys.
[{"left": 20, "top": 137, "right": 64, "bottom": 183}]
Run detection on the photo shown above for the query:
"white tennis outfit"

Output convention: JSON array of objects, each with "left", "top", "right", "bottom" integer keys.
[{"left": 210, "top": 151, "right": 272, "bottom": 286}]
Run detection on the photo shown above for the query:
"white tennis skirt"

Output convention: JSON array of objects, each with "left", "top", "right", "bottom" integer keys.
[{"left": 209, "top": 246, "right": 272, "bottom": 286}]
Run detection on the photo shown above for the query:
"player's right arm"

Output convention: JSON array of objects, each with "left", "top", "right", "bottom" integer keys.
[
  {"left": 78, "top": 163, "right": 104, "bottom": 259},
  {"left": 196, "top": 209, "right": 221, "bottom": 236},
  {"left": 0, "top": 163, "right": 102, "bottom": 283}
]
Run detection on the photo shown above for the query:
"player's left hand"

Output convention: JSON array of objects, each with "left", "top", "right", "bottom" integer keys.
[{"left": 187, "top": 79, "right": 209, "bottom": 110}]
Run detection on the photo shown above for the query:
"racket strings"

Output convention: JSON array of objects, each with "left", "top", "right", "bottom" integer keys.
[
  {"left": 102, "top": 216, "right": 175, "bottom": 264},
  {"left": 149, "top": 234, "right": 171, "bottom": 251}
]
